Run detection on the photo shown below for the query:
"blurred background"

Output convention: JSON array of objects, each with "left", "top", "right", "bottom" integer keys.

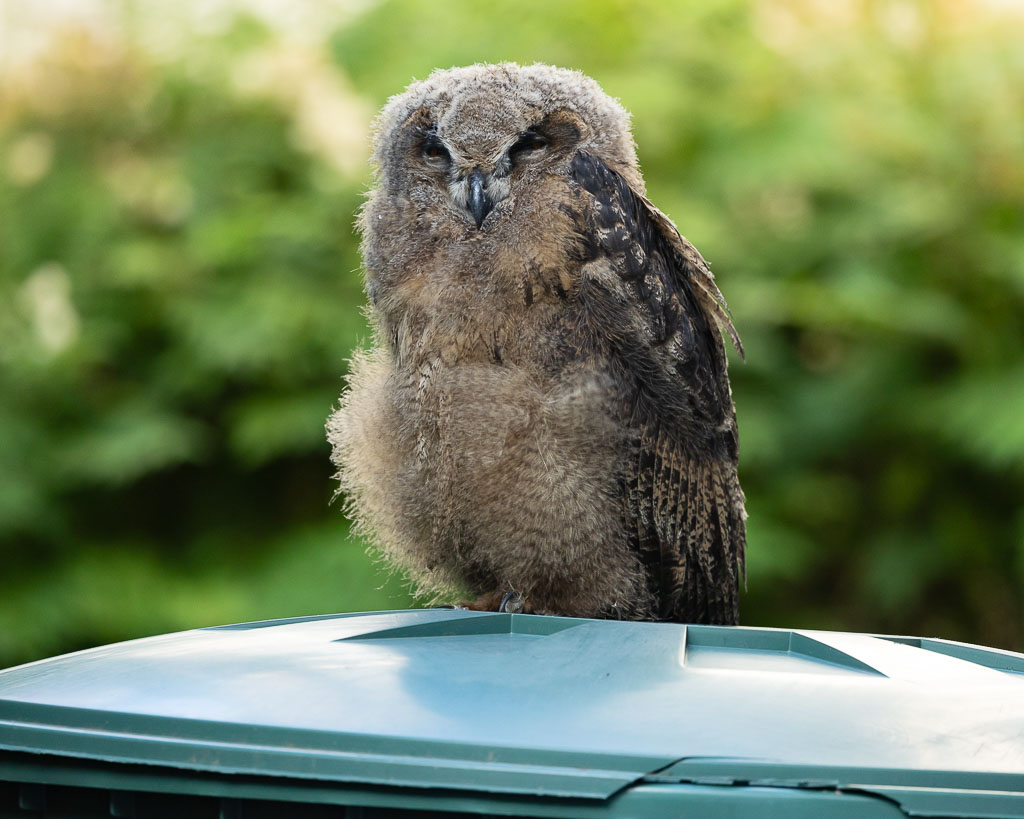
[{"left": 1, "top": 0, "right": 1022, "bottom": 669}]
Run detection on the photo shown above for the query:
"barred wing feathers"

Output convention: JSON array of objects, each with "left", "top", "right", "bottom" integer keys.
[{"left": 570, "top": 152, "right": 746, "bottom": 625}]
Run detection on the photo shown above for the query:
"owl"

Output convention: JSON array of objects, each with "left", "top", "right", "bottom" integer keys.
[{"left": 328, "top": 63, "right": 746, "bottom": 624}]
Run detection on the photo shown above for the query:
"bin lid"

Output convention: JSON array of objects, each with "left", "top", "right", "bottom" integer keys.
[{"left": 1, "top": 609, "right": 1024, "bottom": 814}]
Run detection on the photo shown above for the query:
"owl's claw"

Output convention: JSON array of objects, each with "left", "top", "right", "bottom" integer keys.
[
  {"left": 457, "top": 589, "right": 530, "bottom": 613},
  {"left": 499, "top": 589, "right": 526, "bottom": 613}
]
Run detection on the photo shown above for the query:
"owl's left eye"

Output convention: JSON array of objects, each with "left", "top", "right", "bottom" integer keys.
[
  {"left": 510, "top": 130, "right": 550, "bottom": 162},
  {"left": 421, "top": 139, "right": 451, "bottom": 169}
]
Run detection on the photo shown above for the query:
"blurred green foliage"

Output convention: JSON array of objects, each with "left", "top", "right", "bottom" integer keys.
[{"left": 1, "top": 0, "right": 1022, "bottom": 668}]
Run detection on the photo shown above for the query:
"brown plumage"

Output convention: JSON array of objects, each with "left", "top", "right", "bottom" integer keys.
[{"left": 328, "top": 63, "right": 746, "bottom": 624}]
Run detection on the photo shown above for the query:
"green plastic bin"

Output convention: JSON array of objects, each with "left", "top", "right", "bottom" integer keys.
[{"left": 2, "top": 609, "right": 1023, "bottom": 817}]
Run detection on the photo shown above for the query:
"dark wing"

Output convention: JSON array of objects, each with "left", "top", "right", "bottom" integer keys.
[{"left": 569, "top": 151, "right": 746, "bottom": 625}]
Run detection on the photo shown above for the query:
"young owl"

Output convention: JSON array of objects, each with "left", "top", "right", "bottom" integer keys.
[{"left": 328, "top": 63, "right": 746, "bottom": 624}]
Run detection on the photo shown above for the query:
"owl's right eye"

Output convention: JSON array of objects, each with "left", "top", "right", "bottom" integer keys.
[{"left": 421, "top": 139, "right": 451, "bottom": 169}]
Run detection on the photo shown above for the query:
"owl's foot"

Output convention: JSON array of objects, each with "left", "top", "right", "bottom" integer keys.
[
  {"left": 458, "top": 589, "right": 530, "bottom": 613},
  {"left": 499, "top": 589, "right": 527, "bottom": 613},
  {"left": 457, "top": 589, "right": 504, "bottom": 611}
]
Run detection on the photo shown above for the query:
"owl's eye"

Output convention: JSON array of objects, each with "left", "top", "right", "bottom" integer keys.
[
  {"left": 510, "top": 130, "right": 550, "bottom": 162},
  {"left": 421, "top": 139, "right": 451, "bottom": 169}
]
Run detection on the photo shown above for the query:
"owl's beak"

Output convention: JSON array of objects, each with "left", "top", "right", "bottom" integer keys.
[{"left": 467, "top": 170, "right": 493, "bottom": 229}]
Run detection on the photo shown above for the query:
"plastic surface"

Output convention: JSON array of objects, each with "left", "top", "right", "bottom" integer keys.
[{"left": 1, "top": 609, "right": 1024, "bottom": 816}]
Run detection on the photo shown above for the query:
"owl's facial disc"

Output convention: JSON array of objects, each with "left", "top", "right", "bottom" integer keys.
[
  {"left": 409, "top": 109, "right": 584, "bottom": 232},
  {"left": 446, "top": 127, "right": 557, "bottom": 230}
]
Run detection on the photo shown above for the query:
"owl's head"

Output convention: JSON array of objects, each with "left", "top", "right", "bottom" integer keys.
[{"left": 362, "top": 63, "right": 642, "bottom": 246}]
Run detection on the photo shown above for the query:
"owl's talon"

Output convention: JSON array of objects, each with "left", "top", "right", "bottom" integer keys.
[{"left": 499, "top": 589, "right": 526, "bottom": 613}]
